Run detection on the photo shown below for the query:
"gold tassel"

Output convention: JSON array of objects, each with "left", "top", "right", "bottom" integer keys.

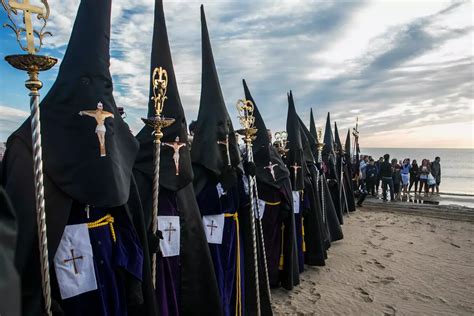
[
  {"left": 302, "top": 217, "right": 306, "bottom": 253},
  {"left": 279, "top": 223, "right": 285, "bottom": 271},
  {"left": 225, "top": 213, "right": 241, "bottom": 316},
  {"left": 87, "top": 214, "right": 116, "bottom": 242}
]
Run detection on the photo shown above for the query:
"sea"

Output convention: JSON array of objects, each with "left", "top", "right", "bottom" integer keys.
[{"left": 361, "top": 148, "right": 474, "bottom": 195}]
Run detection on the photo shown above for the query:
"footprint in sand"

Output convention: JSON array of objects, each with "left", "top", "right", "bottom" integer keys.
[
  {"left": 368, "top": 275, "right": 395, "bottom": 285},
  {"left": 309, "top": 292, "right": 322, "bottom": 303},
  {"left": 361, "top": 249, "right": 368, "bottom": 255},
  {"left": 410, "top": 290, "right": 434, "bottom": 302},
  {"left": 380, "top": 236, "right": 388, "bottom": 241},
  {"left": 355, "top": 264, "right": 364, "bottom": 272},
  {"left": 365, "top": 240, "right": 380, "bottom": 249},
  {"left": 383, "top": 304, "right": 397, "bottom": 316},
  {"left": 355, "top": 287, "right": 374, "bottom": 303},
  {"left": 366, "top": 259, "right": 386, "bottom": 269},
  {"left": 384, "top": 252, "right": 394, "bottom": 258}
]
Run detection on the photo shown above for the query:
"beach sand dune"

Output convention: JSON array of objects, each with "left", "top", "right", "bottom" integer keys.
[{"left": 272, "top": 205, "right": 474, "bottom": 315}]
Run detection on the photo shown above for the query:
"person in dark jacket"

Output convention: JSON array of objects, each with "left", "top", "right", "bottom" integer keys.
[
  {"left": 374, "top": 157, "right": 383, "bottom": 196},
  {"left": 365, "top": 159, "right": 378, "bottom": 196},
  {"left": 380, "top": 154, "right": 394, "bottom": 201},
  {"left": 408, "top": 160, "right": 419, "bottom": 193},
  {"left": 431, "top": 157, "right": 441, "bottom": 194},
  {"left": 391, "top": 159, "right": 402, "bottom": 200}
]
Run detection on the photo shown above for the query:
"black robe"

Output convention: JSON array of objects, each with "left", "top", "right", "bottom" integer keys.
[
  {"left": 133, "top": 167, "right": 222, "bottom": 315},
  {"left": 2, "top": 125, "right": 151, "bottom": 316},
  {"left": 0, "top": 186, "right": 20, "bottom": 316}
]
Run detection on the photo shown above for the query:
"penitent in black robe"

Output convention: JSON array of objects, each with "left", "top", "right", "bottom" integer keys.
[{"left": 0, "top": 186, "right": 20, "bottom": 316}]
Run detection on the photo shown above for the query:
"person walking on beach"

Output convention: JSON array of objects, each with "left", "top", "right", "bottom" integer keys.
[
  {"left": 365, "top": 158, "right": 378, "bottom": 196},
  {"left": 431, "top": 157, "right": 441, "bottom": 194},
  {"left": 380, "top": 154, "right": 394, "bottom": 201},
  {"left": 418, "top": 159, "right": 431, "bottom": 195},
  {"left": 392, "top": 159, "right": 402, "bottom": 200},
  {"left": 401, "top": 158, "right": 411, "bottom": 196},
  {"left": 409, "top": 159, "right": 419, "bottom": 193},
  {"left": 375, "top": 157, "right": 383, "bottom": 195},
  {"left": 359, "top": 155, "right": 368, "bottom": 190}
]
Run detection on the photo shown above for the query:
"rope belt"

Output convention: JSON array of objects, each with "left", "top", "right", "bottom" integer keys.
[
  {"left": 262, "top": 200, "right": 281, "bottom": 206},
  {"left": 87, "top": 214, "right": 116, "bottom": 242},
  {"left": 224, "top": 213, "right": 241, "bottom": 316}
]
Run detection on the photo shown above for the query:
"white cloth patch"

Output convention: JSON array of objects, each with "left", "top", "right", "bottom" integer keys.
[
  {"left": 54, "top": 224, "right": 97, "bottom": 300},
  {"left": 256, "top": 199, "right": 266, "bottom": 220},
  {"left": 243, "top": 176, "right": 250, "bottom": 195},
  {"left": 292, "top": 191, "right": 300, "bottom": 214},
  {"left": 158, "top": 216, "right": 180, "bottom": 257},
  {"left": 216, "top": 183, "right": 226, "bottom": 198},
  {"left": 202, "top": 214, "right": 225, "bottom": 244}
]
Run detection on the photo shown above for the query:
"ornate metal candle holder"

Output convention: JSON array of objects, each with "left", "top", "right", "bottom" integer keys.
[
  {"left": 2, "top": 1, "right": 58, "bottom": 314},
  {"left": 141, "top": 66, "right": 175, "bottom": 289}
]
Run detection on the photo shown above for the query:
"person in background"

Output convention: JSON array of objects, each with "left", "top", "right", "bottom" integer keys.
[
  {"left": 380, "top": 154, "right": 394, "bottom": 201},
  {"left": 401, "top": 158, "right": 411, "bottom": 196},
  {"left": 431, "top": 157, "right": 441, "bottom": 195},
  {"left": 375, "top": 157, "right": 383, "bottom": 196},
  {"left": 188, "top": 120, "right": 197, "bottom": 147},
  {"left": 409, "top": 159, "right": 419, "bottom": 194},
  {"left": 359, "top": 155, "right": 368, "bottom": 190},
  {"left": 418, "top": 159, "right": 431, "bottom": 195},
  {"left": 392, "top": 159, "right": 402, "bottom": 200},
  {"left": 365, "top": 158, "right": 378, "bottom": 196}
]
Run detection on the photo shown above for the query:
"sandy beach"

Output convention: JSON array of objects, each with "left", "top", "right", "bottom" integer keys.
[{"left": 272, "top": 201, "right": 474, "bottom": 315}]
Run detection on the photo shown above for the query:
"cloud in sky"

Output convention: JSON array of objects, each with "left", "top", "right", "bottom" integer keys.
[{"left": 0, "top": 0, "right": 472, "bottom": 148}]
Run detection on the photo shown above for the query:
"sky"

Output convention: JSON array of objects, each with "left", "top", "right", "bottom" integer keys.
[{"left": 0, "top": 0, "right": 473, "bottom": 148}]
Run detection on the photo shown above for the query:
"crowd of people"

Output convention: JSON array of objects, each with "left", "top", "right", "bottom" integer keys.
[{"left": 358, "top": 154, "right": 442, "bottom": 201}]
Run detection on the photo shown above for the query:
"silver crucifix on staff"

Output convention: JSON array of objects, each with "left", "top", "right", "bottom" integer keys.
[
  {"left": 2, "top": 1, "right": 57, "bottom": 314},
  {"left": 217, "top": 133, "right": 231, "bottom": 166},
  {"left": 141, "top": 67, "right": 175, "bottom": 289}
]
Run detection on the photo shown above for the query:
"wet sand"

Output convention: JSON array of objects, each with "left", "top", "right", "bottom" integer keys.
[{"left": 272, "top": 202, "right": 474, "bottom": 315}]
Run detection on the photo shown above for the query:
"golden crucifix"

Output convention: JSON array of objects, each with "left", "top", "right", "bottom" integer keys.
[
  {"left": 163, "top": 136, "right": 186, "bottom": 176},
  {"left": 2, "top": 0, "right": 51, "bottom": 54},
  {"left": 79, "top": 102, "right": 115, "bottom": 157}
]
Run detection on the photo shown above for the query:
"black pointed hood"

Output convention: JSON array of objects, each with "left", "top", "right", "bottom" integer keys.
[
  {"left": 134, "top": 0, "right": 193, "bottom": 191},
  {"left": 14, "top": 0, "right": 139, "bottom": 207},
  {"left": 345, "top": 129, "right": 351, "bottom": 158},
  {"left": 297, "top": 115, "right": 317, "bottom": 163},
  {"left": 191, "top": 5, "right": 240, "bottom": 189},
  {"left": 286, "top": 91, "right": 304, "bottom": 190},
  {"left": 243, "top": 79, "right": 289, "bottom": 187},
  {"left": 323, "top": 112, "right": 335, "bottom": 156},
  {"left": 309, "top": 108, "right": 317, "bottom": 140},
  {"left": 334, "top": 122, "right": 342, "bottom": 154}
]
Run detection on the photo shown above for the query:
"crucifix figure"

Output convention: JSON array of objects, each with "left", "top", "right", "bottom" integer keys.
[
  {"left": 207, "top": 220, "right": 218, "bottom": 236},
  {"left": 264, "top": 161, "right": 278, "bottom": 181},
  {"left": 164, "top": 222, "right": 177, "bottom": 242},
  {"left": 163, "top": 136, "right": 187, "bottom": 175},
  {"left": 6, "top": 0, "right": 46, "bottom": 54},
  {"left": 63, "top": 249, "right": 83, "bottom": 275},
  {"left": 291, "top": 162, "right": 301, "bottom": 186},
  {"left": 217, "top": 134, "right": 231, "bottom": 166},
  {"left": 79, "top": 101, "right": 115, "bottom": 157}
]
